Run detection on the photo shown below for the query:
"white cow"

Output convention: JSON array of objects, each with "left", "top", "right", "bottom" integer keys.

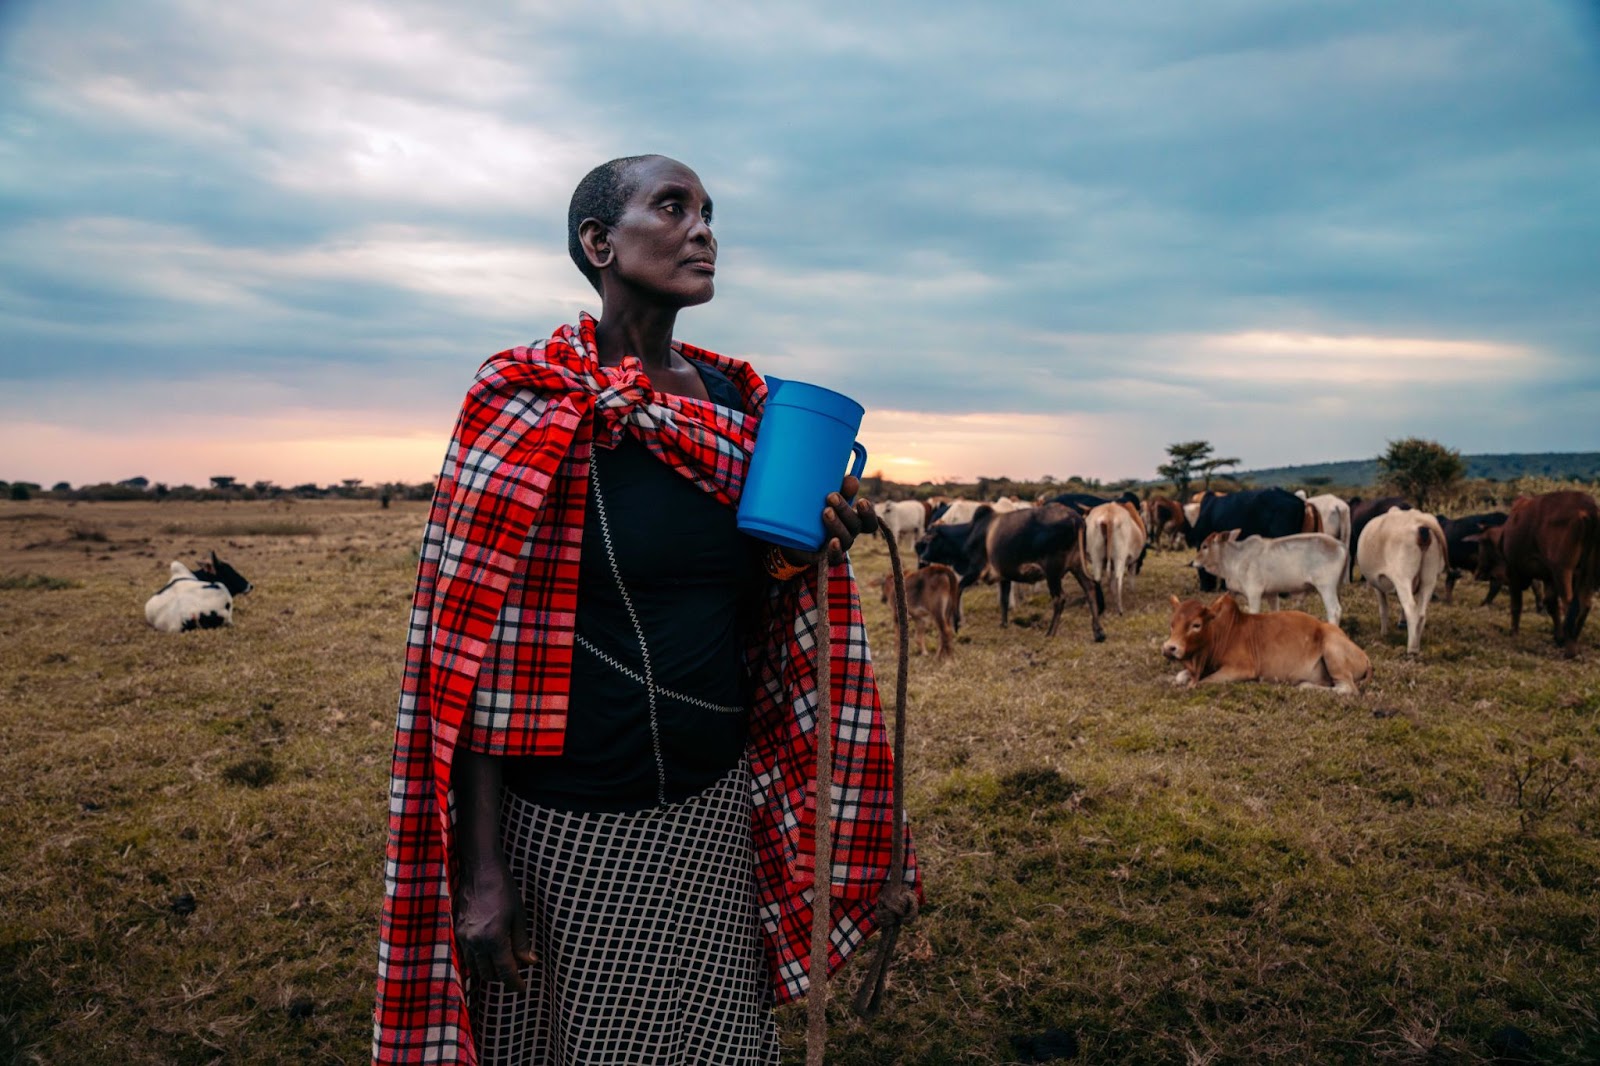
[
  {"left": 1297, "top": 492, "right": 1352, "bottom": 551},
  {"left": 1356, "top": 509, "right": 1448, "bottom": 654},
  {"left": 1084, "top": 502, "right": 1147, "bottom": 615},
  {"left": 878, "top": 500, "right": 926, "bottom": 547},
  {"left": 935, "top": 497, "right": 1029, "bottom": 527},
  {"left": 933, "top": 499, "right": 984, "bottom": 526},
  {"left": 1193, "top": 531, "right": 1348, "bottom": 627},
  {"left": 144, "top": 553, "right": 253, "bottom": 633}
]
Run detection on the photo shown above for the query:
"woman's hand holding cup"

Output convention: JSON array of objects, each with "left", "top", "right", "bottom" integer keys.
[{"left": 780, "top": 475, "right": 878, "bottom": 567}]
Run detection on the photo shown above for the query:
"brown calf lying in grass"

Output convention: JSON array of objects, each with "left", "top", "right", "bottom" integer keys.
[
  {"left": 881, "top": 563, "right": 962, "bottom": 660},
  {"left": 1161, "top": 593, "right": 1373, "bottom": 695}
]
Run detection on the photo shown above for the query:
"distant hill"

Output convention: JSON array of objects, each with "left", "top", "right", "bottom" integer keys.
[{"left": 1235, "top": 452, "right": 1600, "bottom": 489}]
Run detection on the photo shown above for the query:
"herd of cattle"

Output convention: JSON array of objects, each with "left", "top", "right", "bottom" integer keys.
[
  {"left": 879, "top": 486, "right": 1600, "bottom": 690},
  {"left": 140, "top": 486, "right": 1598, "bottom": 692}
]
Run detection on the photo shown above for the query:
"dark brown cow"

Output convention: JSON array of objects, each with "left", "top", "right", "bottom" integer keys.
[
  {"left": 880, "top": 564, "right": 962, "bottom": 660},
  {"left": 1143, "top": 495, "right": 1188, "bottom": 549},
  {"left": 918, "top": 503, "right": 1105, "bottom": 642},
  {"left": 1472, "top": 491, "right": 1600, "bottom": 656}
]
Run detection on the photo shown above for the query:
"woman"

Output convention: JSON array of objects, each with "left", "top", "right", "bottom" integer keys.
[{"left": 374, "top": 155, "right": 917, "bottom": 1065}]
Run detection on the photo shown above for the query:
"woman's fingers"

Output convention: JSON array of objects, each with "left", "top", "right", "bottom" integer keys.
[
  {"left": 457, "top": 927, "right": 532, "bottom": 993},
  {"left": 826, "top": 494, "right": 862, "bottom": 537},
  {"left": 855, "top": 497, "right": 879, "bottom": 535}
]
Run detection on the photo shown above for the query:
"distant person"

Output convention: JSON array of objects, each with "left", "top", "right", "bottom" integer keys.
[{"left": 373, "top": 155, "right": 918, "bottom": 1065}]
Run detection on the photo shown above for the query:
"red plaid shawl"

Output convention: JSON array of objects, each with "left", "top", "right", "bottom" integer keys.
[{"left": 373, "top": 314, "right": 919, "bottom": 1064}]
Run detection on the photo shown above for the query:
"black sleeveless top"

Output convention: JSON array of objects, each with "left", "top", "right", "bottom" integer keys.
[{"left": 504, "top": 362, "right": 761, "bottom": 811}]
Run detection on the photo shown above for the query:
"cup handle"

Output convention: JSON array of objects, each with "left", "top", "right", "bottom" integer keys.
[{"left": 848, "top": 442, "right": 868, "bottom": 479}]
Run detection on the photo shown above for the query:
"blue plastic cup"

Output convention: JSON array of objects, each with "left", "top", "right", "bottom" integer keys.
[{"left": 737, "top": 376, "right": 869, "bottom": 552}]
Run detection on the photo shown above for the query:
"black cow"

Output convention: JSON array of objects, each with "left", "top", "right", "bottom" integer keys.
[
  {"left": 917, "top": 504, "right": 1105, "bottom": 641},
  {"left": 1348, "top": 496, "right": 1413, "bottom": 580},
  {"left": 1435, "top": 512, "right": 1508, "bottom": 604},
  {"left": 1184, "top": 488, "right": 1309, "bottom": 591}
]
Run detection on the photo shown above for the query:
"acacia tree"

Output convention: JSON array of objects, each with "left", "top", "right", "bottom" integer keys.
[
  {"left": 1378, "top": 437, "right": 1464, "bottom": 510},
  {"left": 1158, "top": 441, "right": 1240, "bottom": 498}
]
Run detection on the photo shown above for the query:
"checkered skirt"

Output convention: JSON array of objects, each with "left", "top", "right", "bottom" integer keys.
[{"left": 468, "top": 762, "right": 779, "bottom": 1065}]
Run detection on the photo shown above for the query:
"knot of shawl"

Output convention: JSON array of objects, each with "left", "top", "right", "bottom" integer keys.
[
  {"left": 874, "top": 882, "right": 919, "bottom": 928},
  {"left": 588, "top": 360, "right": 664, "bottom": 448}
]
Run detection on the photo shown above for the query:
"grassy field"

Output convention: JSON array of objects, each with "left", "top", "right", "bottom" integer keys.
[{"left": 2, "top": 498, "right": 1598, "bottom": 1065}]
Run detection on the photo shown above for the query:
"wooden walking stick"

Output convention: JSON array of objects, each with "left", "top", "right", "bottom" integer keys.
[{"left": 806, "top": 525, "right": 918, "bottom": 1065}]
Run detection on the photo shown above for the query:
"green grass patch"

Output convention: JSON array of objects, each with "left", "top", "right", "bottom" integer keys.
[{"left": 0, "top": 572, "right": 78, "bottom": 590}]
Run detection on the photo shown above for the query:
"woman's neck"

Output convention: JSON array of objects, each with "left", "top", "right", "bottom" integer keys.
[{"left": 593, "top": 304, "right": 680, "bottom": 370}]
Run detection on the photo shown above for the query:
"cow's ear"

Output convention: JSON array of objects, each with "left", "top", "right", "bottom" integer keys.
[{"left": 1169, "top": 594, "right": 1181, "bottom": 609}]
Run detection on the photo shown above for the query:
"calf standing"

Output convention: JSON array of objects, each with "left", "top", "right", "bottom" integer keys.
[
  {"left": 1356, "top": 510, "right": 1446, "bottom": 654},
  {"left": 1192, "top": 531, "right": 1347, "bottom": 627},
  {"left": 880, "top": 564, "right": 962, "bottom": 660}
]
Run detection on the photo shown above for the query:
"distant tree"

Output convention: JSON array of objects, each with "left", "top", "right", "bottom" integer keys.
[
  {"left": 1158, "top": 441, "right": 1210, "bottom": 500},
  {"left": 1302, "top": 475, "right": 1333, "bottom": 490},
  {"left": 10, "top": 482, "right": 31, "bottom": 501},
  {"left": 1378, "top": 437, "right": 1464, "bottom": 510},
  {"left": 252, "top": 480, "right": 277, "bottom": 495},
  {"left": 210, "top": 476, "right": 237, "bottom": 490},
  {"left": 118, "top": 476, "right": 149, "bottom": 490},
  {"left": 341, "top": 478, "right": 363, "bottom": 492},
  {"left": 51, "top": 481, "right": 72, "bottom": 493}
]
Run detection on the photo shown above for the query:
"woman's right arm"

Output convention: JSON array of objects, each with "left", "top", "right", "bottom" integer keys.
[{"left": 452, "top": 748, "right": 537, "bottom": 992}]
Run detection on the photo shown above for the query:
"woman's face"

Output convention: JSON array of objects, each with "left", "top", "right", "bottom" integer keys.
[{"left": 601, "top": 157, "right": 717, "bottom": 308}]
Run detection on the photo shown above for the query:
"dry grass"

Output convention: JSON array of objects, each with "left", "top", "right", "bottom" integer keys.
[{"left": 3, "top": 499, "right": 1598, "bottom": 1064}]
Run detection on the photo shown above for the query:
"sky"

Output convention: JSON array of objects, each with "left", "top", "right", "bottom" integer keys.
[{"left": 2, "top": 0, "right": 1597, "bottom": 488}]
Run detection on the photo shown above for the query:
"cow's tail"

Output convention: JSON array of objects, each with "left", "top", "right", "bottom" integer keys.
[
  {"left": 1411, "top": 524, "right": 1436, "bottom": 596},
  {"left": 1099, "top": 516, "right": 1113, "bottom": 582},
  {"left": 1303, "top": 504, "right": 1323, "bottom": 535}
]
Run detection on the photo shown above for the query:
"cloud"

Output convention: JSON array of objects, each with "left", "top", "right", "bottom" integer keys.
[{"left": 1, "top": 0, "right": 1598, "bottom": 485}]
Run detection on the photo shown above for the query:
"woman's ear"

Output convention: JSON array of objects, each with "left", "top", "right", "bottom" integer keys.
[{"left": 578, "top": 217, "right": 613, "bottom": 271}]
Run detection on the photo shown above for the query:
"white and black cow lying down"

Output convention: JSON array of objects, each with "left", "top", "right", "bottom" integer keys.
[{"left": 144, "top": 552, "right": 253, "bottom": 633}]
